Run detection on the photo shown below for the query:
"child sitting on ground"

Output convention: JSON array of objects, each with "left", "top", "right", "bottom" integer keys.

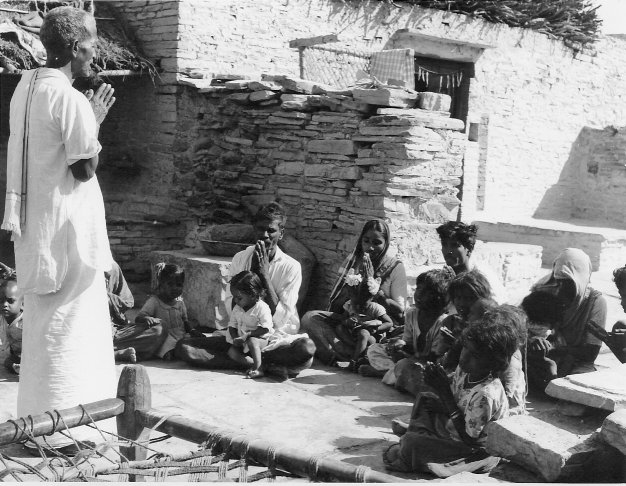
[
  {"left": 521, "top": 290, "right": 569, "bottom": 391},
  {"left": 135, "top": 263, "right": 193, "bottom": 360},
  {"left": 227, "top": 271, "right": 275, "bottom": 379},
  {"left": 335, "top": 253, "right": 394, "bottom": 372},
  {"left": 393, "top": 269, "right": 492, "bottom": 396},
  {"left": 383, "top": 309, "right": 520, "bottom": 477},
  {"left": 0, "top": 278, "right": 23, "bottom": 374},
  {"left": 432, "top": 269, "right": 493, "bottom": 358},
  {"left": 361, "top": 267, "right": 455, "bottom": 382}
]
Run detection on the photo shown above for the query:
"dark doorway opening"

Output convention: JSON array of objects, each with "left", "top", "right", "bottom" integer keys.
[{"left": 414, "top": 56, "right": 473, "bottom": 123}]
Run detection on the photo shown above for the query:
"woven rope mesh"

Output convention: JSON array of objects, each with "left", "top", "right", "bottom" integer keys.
[{"left": 301, "top": 45, "right": 372, "bottom": 88}]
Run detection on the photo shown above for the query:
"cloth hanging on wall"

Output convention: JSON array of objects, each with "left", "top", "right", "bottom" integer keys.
[{"left": 370, "top": 48, "right": 415, "bottom": 90}]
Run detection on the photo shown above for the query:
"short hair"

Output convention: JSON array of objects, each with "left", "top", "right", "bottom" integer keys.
[
  {"left": 40, "top": 6, "right": 95, "bottom": 56},
  {"left": 154, "top": 263, "right": 184, "bottom": 290},
  {"left": 436, "top": 221, "right": 478, "bottom": 252},
  {"left": 488, "top": 304, "right": 528, "bottom": 349},
  {"left": 462, "top": 310, "right": 521, "bottom": 373},
  {"left": 230, "top": 271, "right": 265, "bottom": 300},
  {"left": 254, "top": 202, "right": 286, "bottom": 228},
  {"left": 521, "top": 290, "right": 566, "bottom": 325},
  {"left": 448, "top": 269, "right": 492, "bottom": 302},
  {"left": 415, "top": 266, "right": 455, "bottom": 312},
  {"left": 469, "top": 298, "right": 498, "bottom": 319},
  {"left": 613, "top": 265, "right": 626, "bottom": 290}
]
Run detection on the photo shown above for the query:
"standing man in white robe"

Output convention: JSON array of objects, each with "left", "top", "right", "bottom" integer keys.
[{"left": 2, "top": 6, "right": 116, "bottom": 452}]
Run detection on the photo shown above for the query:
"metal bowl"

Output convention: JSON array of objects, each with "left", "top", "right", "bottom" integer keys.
[{"left": 199, "top": 240, "right": 250, "bottom": 257}]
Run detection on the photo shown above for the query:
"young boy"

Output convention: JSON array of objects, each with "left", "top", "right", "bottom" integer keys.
[{"left": 0, "top": 279, "right": 23, "bottom": 374}]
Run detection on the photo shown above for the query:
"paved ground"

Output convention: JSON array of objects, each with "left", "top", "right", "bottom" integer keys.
[{"left": 0, "top": 268, "right": 621, "bottom": 482}]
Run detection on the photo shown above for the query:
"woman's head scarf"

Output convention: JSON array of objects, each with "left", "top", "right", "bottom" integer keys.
[{"left": 533, "top": 248, "right": 593, "bottom": 329}]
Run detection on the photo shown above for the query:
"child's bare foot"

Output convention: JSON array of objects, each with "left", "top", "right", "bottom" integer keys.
[
  {"left": 11, "top": 363, "right": 20, "bottom": 375},
  {"left": 246, "top": 369, "right": 265, "bottom": 379},
  {"left": 115, "top": 348, "right": 137, "bottom": 363}
]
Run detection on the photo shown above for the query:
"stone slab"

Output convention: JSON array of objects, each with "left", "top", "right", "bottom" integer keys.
[
  {"left": 352, "top": 87, "right": 418, "bottom": 108},
  {"left": 545, "top": 363, "right": 626, "bottom": 411},
  {"left": 485, "top": 414, "right": 619, "bottom": 481},
  {"left": 418, "top": 92, "right": 451, "bottom": 112},
  {"left": 601, "top": 409, "right": 626, "bottom": 454},
  {"left": 149, "top": 251, "right": 232, "bottom": 329}
]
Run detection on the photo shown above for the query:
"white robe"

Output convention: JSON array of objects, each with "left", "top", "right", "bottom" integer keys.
[{"left": 6, "top": 69, "right": 115, "bottom": 446}]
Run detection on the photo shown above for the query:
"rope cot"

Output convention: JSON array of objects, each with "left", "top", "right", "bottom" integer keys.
[{"left": 0, "top": 365, "right": 403, "bottom": 482}]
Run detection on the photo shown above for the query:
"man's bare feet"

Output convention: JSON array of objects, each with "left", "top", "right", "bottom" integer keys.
[
  {"left": 246, "top": 368, "right": 265, "bottom": 379},
  {"left": 84, "top": 83, "right": 116, "bottom": 124},
  {"left": 115, "top": 347, "right": 137, "bottom": 363}
]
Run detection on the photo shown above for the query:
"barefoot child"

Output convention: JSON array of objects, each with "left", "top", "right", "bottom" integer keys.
[
  {"left": 384, "top": 310, "right": 519, "bottom": 477},
  {"left": 363, "top": 267, "right": 455, "bottom": 383},
  {"left": 0, "top": 279, "right": 23, "bottom": 374},
  {"left": 227, "top": 271, "right": 275, "bottom": 378},
  {"left": 134, "top": 263, "right": 193, "bottom": 360},
  {"left": 336, "top": 254, "right": 395, "bottom": 371}
]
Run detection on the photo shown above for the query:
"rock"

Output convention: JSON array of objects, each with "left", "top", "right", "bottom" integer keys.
[
  {"left": 377, "top": 107, "right": 450, "bottom": 117},
  {"left": 248, "top": 80, "right": 282, "bottom": 91},
  {"left": 307, "top": 140, "right": 356, "bottom": 155},
  {"left": 601, "top": 410, "right": 626, "bottom": 455},
  {"left": 485, "top": 415, "right": 622, "bottom": 482},
  {"left": 224, "top": 80, "right": 250, "bottom": 90},
  {"left": 419, "top": 92, "right": 452, "bottom": 112},
  {"left": 545, "top": 363, "right": 626, "bottom": 411},
  {"left": 280, "top": 94, "right": 321, "bottom": 111},
  {"left": 249, "top": 90, "right": 279, "bottom": 102},
  {"left": 364, "top": 114, "right": 465, "bottom": 131},
  {"left": 352, "top": 87, "right": 418, "bottom": 108}
]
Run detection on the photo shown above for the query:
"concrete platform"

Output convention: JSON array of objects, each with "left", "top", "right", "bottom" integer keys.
[{"left": 473, "top": 214, "right": 626, "bottom": 272}]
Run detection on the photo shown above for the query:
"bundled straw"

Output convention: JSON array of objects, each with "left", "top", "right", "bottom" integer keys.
[{"left": 377, "top": 0, "right": 602, "bottom": 46}]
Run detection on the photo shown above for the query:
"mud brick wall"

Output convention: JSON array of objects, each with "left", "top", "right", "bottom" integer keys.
[{"left": 174, "top": 79, "right": 465, "bottom": 309}]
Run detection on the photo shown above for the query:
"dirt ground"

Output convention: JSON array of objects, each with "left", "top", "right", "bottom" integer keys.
[{"left": 0, "top": 269, "right": 621, "bottom": 482}]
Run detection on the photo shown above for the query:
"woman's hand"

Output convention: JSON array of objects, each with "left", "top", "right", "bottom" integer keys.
[
  {"left": 362, "top": 253, "right": 375, "bottom": 280},
  {"left": 84, "top": 83, "right": 116, "bottom": 125}
]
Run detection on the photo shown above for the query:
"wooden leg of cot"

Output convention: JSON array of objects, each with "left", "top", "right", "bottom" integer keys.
[{"left": 116, "top": 364, "right": 152, "bottom": 482}]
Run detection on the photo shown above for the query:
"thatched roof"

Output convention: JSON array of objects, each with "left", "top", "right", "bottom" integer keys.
[
  {"left": 374, "top": 0, "right": 602, "bottom": 47},
  {"left": 0, "top": 1, "right": 157, "bottom": 77}
]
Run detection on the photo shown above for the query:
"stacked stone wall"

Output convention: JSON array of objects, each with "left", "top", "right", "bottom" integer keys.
[
  {"left": 176, "top": 0, "right": 626, "bottom": 223},
  {"left": 175, "top": 77, "right": 465, "bottom": 308},
  {"left": 97, "top": 1, "right": 190, "bottom": 279}
]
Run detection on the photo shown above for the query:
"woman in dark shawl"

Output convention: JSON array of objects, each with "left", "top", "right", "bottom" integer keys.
[
  {"left": 301, "top": 220, "right": 407, "bottom": 365},
  {"left": 526, "top": 248, "right": 607, "bottom": 391}
]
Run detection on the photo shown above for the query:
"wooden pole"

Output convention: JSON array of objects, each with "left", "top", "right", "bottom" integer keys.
[
  {"left": 137, "top": 409, "right": 405, "bottom": 483},
  {"left": 116, "top": 365, "right": 152, "bottom": 482},
  {"left": 0, "top": 399, "right": 123, "bottom": 447}
]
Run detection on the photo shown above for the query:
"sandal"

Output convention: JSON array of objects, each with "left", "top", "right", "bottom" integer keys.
[{"left": 246, "top": 369, "right": 265, "bottom": 379}]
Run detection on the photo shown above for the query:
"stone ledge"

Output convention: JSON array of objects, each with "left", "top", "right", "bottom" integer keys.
[
  {"left": 485, "top": 414, "right": 621, "bottom": 482},
  {"left": 601, "top": 410, "right": 626, "bottom": 455},
  {"left": 545, "top": 364, "right": 626, "bottom": 411}
]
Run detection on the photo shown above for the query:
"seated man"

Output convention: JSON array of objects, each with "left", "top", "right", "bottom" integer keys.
[
  {"left": 109, "top": 261, "right": 166, "bottom": 363},
  {"left": 177, "top": 202, "right": 315, "bottom": 378}
]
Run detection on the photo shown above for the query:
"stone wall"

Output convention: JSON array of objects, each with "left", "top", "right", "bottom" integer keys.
[
  {"left": 94, "top": 1, "right": 190, "bottom": 279},
  {"left": 174, "top": 77, "right": 465, "bottom": 309},
  {"left": 176, "top": 0, "right": 626, "bottom": 223}
]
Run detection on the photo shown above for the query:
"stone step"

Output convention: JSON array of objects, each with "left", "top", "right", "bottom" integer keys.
[
  {"left": 485, "top": 414, "right": 623, "bottom": 482},
  {"left": 545, "top": 363, "right": 626, "bottom": 411},
  {"left": 473, "top": 215, "right": 626, "bottom": 272}
]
